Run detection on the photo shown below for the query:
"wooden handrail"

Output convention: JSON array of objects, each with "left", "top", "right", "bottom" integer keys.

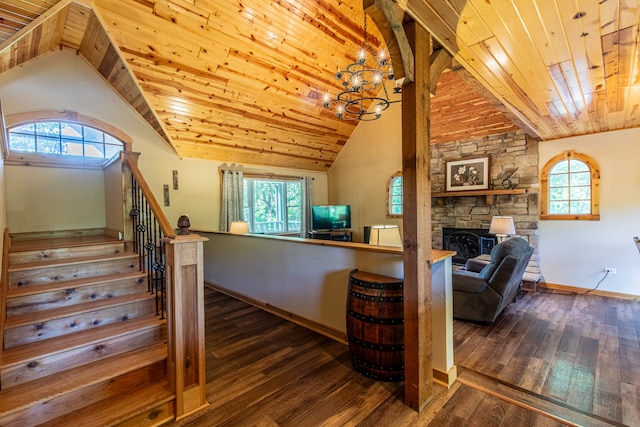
[
  {"left": 123, "top": 158, "right": 175, "bottom": 238},
  {"left": 1, "top": 228, "right": 10, "bottom": 389}
]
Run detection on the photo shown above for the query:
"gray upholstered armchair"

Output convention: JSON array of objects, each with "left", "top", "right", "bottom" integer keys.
[{"left": 452, "top": 237, "right": 533, "bottom": 323}]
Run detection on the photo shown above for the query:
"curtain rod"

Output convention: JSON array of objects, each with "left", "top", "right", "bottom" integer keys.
[{"left": 219, "top": 163, "right": 313, "bottom": 180}]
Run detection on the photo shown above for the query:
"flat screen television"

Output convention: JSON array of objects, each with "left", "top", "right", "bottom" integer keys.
[{"left": 312, "top": 205, "right": 351, "bottom": 230}]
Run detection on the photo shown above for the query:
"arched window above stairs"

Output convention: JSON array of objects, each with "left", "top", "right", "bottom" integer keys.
[{"left": 3, "top": 110, "right": 132, "bottom": 169}]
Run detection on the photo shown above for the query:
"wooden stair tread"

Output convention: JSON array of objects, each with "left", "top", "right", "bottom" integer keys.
[
  {"left": 9, "top": 235, "right": 121, "bottom": 252},
  {"left": 8, "top": 252, "right": 138, "bottom": 272},
  {"left": 43, "top": 381, "right": 175, "bottom": 427},
  {"left": 0, "top": 343, "right": 168, "bottom": 418},
  {"left": 1, "top": 315, "right": 166, "bottom": 368},
  {"left": 4, "top": 292, "right": 156, "bottom": 329},
  {"left": 6, "top": 271, "right": 147, "bottom": 299}
]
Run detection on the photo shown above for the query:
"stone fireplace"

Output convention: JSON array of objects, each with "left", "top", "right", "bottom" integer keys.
[{"left": 430, "top": 130, "right": 541, "bottom": 283}]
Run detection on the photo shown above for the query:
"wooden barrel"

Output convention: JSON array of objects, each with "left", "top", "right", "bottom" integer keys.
[{"left": 346, "top": 269, "right": 404, "bottom": 381}]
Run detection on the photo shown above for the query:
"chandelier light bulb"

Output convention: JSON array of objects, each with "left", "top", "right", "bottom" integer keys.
[
  {"left": 378, "top": 50, "right": 387, "bottom": 65},
  {"left": 351, "top": 76, "right": 361, "bottom": 91},
  {"left": 357, "top": 48, "right": 367, "bottom": 64},
  {"left": 322, "top": 93, "right": 330, "bottom": 108}
]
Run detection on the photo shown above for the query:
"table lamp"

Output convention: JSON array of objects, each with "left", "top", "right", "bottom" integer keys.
[
  {"left": 229, "top": 221, "right": 250, "bottom": 234},
  {"left": 369, "top": 225, "right": 402, "bottom": 247},
  {"left": 489, "top": 216, "right": 515, "bottom": 243}
]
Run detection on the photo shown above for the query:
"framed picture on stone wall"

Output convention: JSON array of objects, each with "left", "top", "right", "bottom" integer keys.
[{"left": 446, "top": 157, "right": 490, "bottom": 192}]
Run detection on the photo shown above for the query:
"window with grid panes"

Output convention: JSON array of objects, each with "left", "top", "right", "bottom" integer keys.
[{"left": 541, "top": 151, "right": 600, "bottom": 220}]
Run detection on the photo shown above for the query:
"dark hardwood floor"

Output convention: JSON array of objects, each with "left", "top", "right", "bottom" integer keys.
[{"left": 174, "top": 287, "right": 640, "bottom": 426}]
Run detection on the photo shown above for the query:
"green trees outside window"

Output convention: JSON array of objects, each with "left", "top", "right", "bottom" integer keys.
[
  {"left": 387, "top": 172, "right": 403, "bottom": 217},
  {"left": 9, "top": 121, "right": 123, "bottom": 159},
  {"left": 541, "top": 150, "right": 600, "bottom": 221},
  {"left": 243, "top": 178, "right": 301, "bottom": 234}
]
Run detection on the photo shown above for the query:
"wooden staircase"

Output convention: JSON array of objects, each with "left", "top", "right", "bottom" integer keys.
[{"left": 0, "top": 231, "right": 174, "bottom": 426}]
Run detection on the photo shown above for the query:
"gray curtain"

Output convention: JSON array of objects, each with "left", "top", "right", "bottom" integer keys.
[
  {"left": 219, "top": 169, "right": 244, "bottom": 231},
  {"left": 300, "top": 177, "right": 314, "bottom": 238}
]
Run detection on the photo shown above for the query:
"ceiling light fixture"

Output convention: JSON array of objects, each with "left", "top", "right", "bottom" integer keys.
[{"left": 322, "top": 14, "right": 400, "bottom": 121}]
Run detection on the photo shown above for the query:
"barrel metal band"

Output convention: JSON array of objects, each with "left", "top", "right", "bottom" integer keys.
[
  {"left": 348, "top": 335, "right": 405, "bottom": 351},
  {"left": 347, "top": 309, "right": 404, "bottom": 325},
  {"left": 348, "top": 289, "right": 403, "bottom": 303},
  {"left": 352, "top": 354, "right": 404, "bottom": 371},
  {"left": 349, "top": 277, "right": 403, "bottom": 290}
]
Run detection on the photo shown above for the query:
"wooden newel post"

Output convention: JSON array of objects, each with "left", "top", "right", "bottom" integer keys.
[{"left": 164, "top": 215, "right": 209, "bottom": 420}]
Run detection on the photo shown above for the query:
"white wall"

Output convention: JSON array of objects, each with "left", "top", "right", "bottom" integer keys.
[
  {"left": 0, "top": 155, "right": 5, "bottom": 248},
  {"left": 538, "top": 128, "right": 640, "bottom": 295},
  {"left": 5, "top": 166, "right": 105, "bottom": 233},
  {"left": 328, "top": 103, "right": 402, "bottom": 242},
  {"left": 202, "top": 232, "right": 405, "bottom": 334},
  {"left": 0, "top": 51, "right": 327, "bottom": 232}
]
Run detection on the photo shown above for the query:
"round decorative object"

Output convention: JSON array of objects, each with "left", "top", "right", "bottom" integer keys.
[
  {"left": 177, "top": 215, "right": 191, "bottom": 235},
  {"left": 501, "top": 177, "right": 513, "bottom": 189}
]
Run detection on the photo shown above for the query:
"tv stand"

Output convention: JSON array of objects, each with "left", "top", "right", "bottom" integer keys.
[{"left": 309, "top": 229, "right": 352, "bottom": 242}]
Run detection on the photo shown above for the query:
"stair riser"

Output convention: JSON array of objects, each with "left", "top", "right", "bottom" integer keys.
[
  {"left": 8, "top": 257, "right": 139, "bottom": 288},
  {"left": 1, "top": 324, "right": 167, "bottom": 389},
  {"left": 117, "top": 401, "right": 175, "bottom": 427},
  {"left": 9, "top": 242, "right": 127, "bottom": 265},
  {"left": 0, "top": 361, "right": 167, "bottom": 427},
  {"left": 6, "top": 276, "right": 148, "bottom": 316},
  {"left": 4, "top": 298, "right": 158, "bottom": 349}
]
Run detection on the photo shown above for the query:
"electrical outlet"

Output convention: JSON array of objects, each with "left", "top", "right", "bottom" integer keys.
[{"left": 604, "top": 267, "right": 616, "bottom": 274}]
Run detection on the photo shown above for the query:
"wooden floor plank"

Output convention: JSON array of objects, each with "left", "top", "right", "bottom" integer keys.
[{"left": 173, "top": 288, "right": 639, "bottom": 426}]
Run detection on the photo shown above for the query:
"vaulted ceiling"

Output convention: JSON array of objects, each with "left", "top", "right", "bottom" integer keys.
[{"left": 1, "top": 0, "right": 638, "bottom": 171}]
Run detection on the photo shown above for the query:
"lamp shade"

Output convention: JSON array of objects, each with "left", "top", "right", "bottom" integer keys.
[
  {"left": 369, "top": 225, "right": 402, "bottom": 247},
  {"left": 229, "top": 221, "right": 250, "bottom": 234},
  {"left": 489, "top": 216, "right": 516, "bottom": 236}
]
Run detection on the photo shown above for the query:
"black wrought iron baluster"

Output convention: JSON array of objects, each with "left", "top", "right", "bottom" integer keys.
[
  {"left": 130, "top": 175, "right": 143, "bottom": 272},
  {"left": 128, "top": 171, "right": 167, "bottom": 319},
  {"left": 152, "top": 217, "right": 166, "bottom": 318},
  {"left": 144, "top": 199, "right": 152, "bottom": 293}
]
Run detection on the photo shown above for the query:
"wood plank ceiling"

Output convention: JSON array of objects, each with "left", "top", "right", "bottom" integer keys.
[{"left": 1, "top": 0, "right": 638, "bottom": 171}]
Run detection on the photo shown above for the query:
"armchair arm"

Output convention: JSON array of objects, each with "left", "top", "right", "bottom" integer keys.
[
  {"left": 465, "top": 258, "right": 490, "bottom": 273},
  {"left": 452, "top": 270, "right": 489, "bottom": 293}
]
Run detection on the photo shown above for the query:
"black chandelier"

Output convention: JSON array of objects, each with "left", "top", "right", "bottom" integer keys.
[{"left": 323, "top": 15, "right": 401, "bottom": 121}]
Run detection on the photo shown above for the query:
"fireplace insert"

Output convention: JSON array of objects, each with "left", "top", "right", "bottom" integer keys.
[{"left": 443, "top": 228, "right": 496, "bottom": 265}]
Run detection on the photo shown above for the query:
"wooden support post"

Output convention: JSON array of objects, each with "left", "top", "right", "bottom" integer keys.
[
  {"left": 402, "top": 21, "right": 433, "bottom": 411},
  {"left": 164, "top": 226, "right": 209, "bottom": 420}
]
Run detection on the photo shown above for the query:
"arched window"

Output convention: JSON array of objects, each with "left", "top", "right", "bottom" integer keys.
[
  {"left": 387, "top": 172, "right": 403, "bottom": 218},
  {"left": 540, "top": 150, "right": 600, "bottom": 220},
  {"left": 3, "top": 111, "right": 131, "bottom": 169}
]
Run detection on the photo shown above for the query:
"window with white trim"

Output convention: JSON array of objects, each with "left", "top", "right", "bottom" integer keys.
[{"left": 243, "top": 177, "right": 301, "bottom": 234}]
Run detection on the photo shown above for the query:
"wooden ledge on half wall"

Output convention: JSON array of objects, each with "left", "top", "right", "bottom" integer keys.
[{"left": 191, "top": 229, "right": 456, "bottom": 262}]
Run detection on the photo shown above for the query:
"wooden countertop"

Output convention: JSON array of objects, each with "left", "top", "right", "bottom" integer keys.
[{"left": 192, "top": 229, "right": 456, "bottom": 263}]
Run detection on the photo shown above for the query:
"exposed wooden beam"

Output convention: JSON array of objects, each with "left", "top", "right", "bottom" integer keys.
[
  {"left": 429, "top": 48, "right": 452, "bottom": 96},
  {"left": 364, "top": 0, "right": 414, "bottom": 83},
  {"left": 401, "top": 20, "right": 433, "bottom": 411}
]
